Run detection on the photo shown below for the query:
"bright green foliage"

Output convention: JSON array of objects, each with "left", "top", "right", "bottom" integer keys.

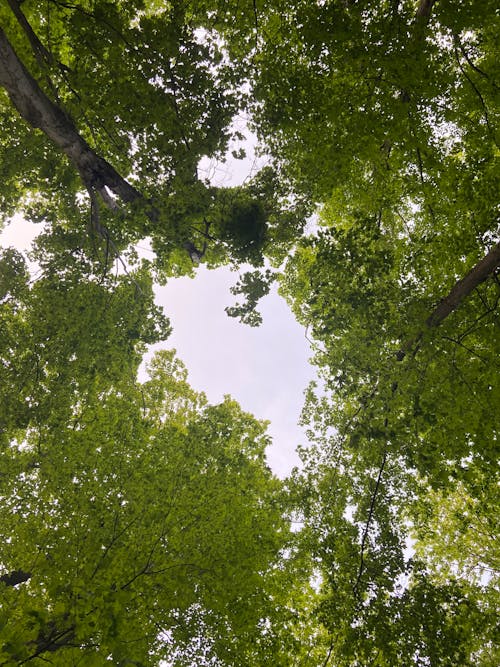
[
  {"left": 1, "top": 0, "right": 499, "bottom": 664},
  {"left": 272, "top": 1, "right": 500, "bottom": 662},
  {"left": 246, "top": 0, "right": 499, "bottom": 210},
  {"left": 0, "top": 245, "right": 315, "bottom": 665},
  {"left": 413, "top": 477, "right": 499, "bottom": 584},
  {"left": 0, "top": 242, "right": 169, "bottom": 439},
  {"left": 0, "top": 0, "right": 234, "bottom": 212},
  {"left": 0, "top": 2, "right": 313, "bottom": 662},
  {"left": 225, "top": 269, "right": 275, "bottom": 327},
  {"left": 282, "top": 213, "right": 499, "bottom": 485},
  {"left": 0, "top": 0, "right": 307, "bottom": 278},
  {"left": 0, "top": 328, "right": 300, "bottom": 664}
]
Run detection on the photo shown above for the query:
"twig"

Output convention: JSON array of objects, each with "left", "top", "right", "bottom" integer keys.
[
  {"left": 352, "top": 450, "right": 388, "bottom": 600},
  {"left": 454, "top": 44, "right": 498, "bottom": 148},
  {"left": 88, "top": 187, "right": 143, "bottom": 294}
]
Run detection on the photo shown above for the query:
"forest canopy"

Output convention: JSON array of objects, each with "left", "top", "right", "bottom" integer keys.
[{"left": 0, "top": 1, "right": 498, "bottom": 665}]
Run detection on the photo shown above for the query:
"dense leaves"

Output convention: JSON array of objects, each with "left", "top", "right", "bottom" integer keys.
[
  {"left": 0, "top": 349, "right": 296, "bottom": 664},
  {"left": 270, "top": 1, "right": 500, "bottom": 662},
  {"left": 1, "top": 0, "right": 499, "bottom": 664}
]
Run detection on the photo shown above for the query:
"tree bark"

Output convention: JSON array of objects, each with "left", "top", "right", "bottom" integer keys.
[
  {"left": 0, "top": 27, "right": 143, "bottom": 206},
  {"left": 415, "top": 0, "right": 437, "bottom": 19},
  {"left": 412, "top": 0, "right": 438, "bottom": 47},
  {"left": 397, "top": 241, "right": 500, "bottom": 360}
]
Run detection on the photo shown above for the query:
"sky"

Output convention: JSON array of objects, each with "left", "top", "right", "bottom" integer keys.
[
  {"left": 147, "top": 135, "right": 315, "bottom": 476},
  {"left": 147, "top": 267, "right": 315, "bottom": 476},
  {"left": 0, "top": 135, "right": 316, "bottom": 478}
]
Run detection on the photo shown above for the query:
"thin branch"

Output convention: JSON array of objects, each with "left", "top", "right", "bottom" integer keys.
[
  {"left": 252, "top": 0, "right": 259, "bottom": 54},
  {"left": 454, "top": 33, "right": 499, "bottom": 89},
  {"left": 48, "top": 0, "right": 134, "bottom": 49},
  {"left": 18, "top": 625, "right": 76, "bottom": 664},
  {"left": 453, "top": 44, "right": 498, "bottom": 148},
  {"left": 87, "top": 187, "right": 144, "bottom": 293},
  {"left": 321, "top": 642, "right": 335, "bottom": 667},
  {"left": 90, "top": 515, "right": 139, "bottom": 580},
  {"left": 441, "top": 335, "right": 489, "bottom": 365},
  {"left": 353, "top": 450, "right": 388, "bottom": 599},
  {"left": 6, "top": 0, "right": 53, "bottom": 66}
]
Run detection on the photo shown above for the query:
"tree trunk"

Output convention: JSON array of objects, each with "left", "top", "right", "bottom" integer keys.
[
  {"left": 415, "top": 0, "right": 437, "bottom": 19},
  {"left": 397, "top": 241, "right": 500, "bottom": 360},
  {"left": 0, "top": 27, "right": 143, "bottom": 205}
]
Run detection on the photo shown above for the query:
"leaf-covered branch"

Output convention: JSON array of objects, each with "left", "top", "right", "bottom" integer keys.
[{"left": 398, "top": 240, "right": 500, "bottom": 359}]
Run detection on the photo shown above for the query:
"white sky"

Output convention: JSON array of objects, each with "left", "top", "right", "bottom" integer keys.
[
  {"left": 148, "top": 266, "right": 314, "bottom": 476},
  {"left": 0, "top": 137, "right": 315, "bottom": 478}
]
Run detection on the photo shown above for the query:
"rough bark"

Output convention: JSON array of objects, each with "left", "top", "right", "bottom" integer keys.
[
  {"left": 397, "top": 241, "right": 500, "bottom": 360},
  {"left": 415, "top": 0, "right": 437, "bottom": 19},
  {"left": 0, "top": 27, "right": 143, "bottom": 207}
]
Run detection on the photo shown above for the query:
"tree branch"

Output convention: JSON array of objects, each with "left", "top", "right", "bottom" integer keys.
[
  {"left": 397, "top": 241, "right": 500, "bottom": 360},
  {"left": 453, "top": 42, "right": 499, "bottom": 148},
  {"left": 0, "top": 27, "right": 146, "bottom": 209},
  {"left": 18, "top": 624, "right": 76, "bottom": 664},
  {"left": 353, "top": 450, "right": 387, "bottom": 600},
  {"left": 6, "top": 0, "right": 53, "bottom": 66},
  {"left": 426, "top": 242, "right": 500, "bottom": 326}
]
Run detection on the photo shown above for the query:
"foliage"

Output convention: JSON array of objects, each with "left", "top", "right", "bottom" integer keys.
[
  {"left": 0, "top": 278, "right": 303, "bottom": 665},
  {"left": 0, "top": 0, "right": 307, "bottom": 280},
  {"left": 271, "top": 1, "right": 500, "bottom": 662},
  {"left": 225, "top": 269, "right": 275, "bottom": 327},
  {"left": 0, "top": 0, "right": 499, "bottom": 664}
]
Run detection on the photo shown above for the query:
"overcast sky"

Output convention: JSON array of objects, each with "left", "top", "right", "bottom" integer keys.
[{"left": 147, "top": 266, "right": 315, "bottom": 476}]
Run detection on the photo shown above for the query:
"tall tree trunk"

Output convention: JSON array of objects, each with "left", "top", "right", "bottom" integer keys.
[
  {"left": 415, "top": 0, "right": 437, "bottom": 19},
  {"left": 0, "top": 27, "right": 142, "bottom": 206}
]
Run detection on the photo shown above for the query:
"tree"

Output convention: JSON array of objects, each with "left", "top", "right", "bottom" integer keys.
[
  {"left": 1, "top": 0, "right": 499, "bottom": 664},
  {"left": 0, "top": 309, "right": 301, "bottom": 665},
  {"left": 0, "top": 3, "right": 315, "bottom": 663},
  {"left": 0, "top": 1, "right": 307, "bottom": 278},
  {"left": 267, "top": 1, "right": 500, "bottom": 662}
]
